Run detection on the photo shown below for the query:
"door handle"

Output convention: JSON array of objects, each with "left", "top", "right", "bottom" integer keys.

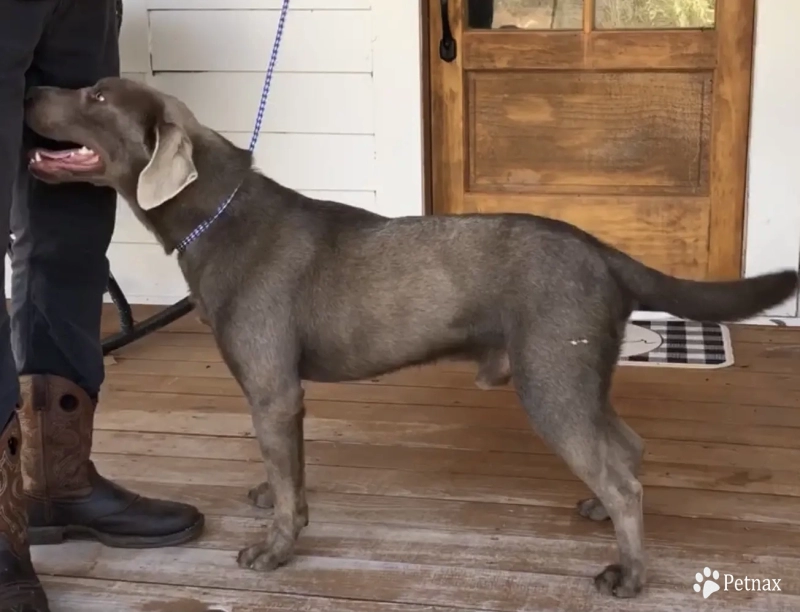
[{"left": 439, "top": 0, "right": 457, "bottom": 62}]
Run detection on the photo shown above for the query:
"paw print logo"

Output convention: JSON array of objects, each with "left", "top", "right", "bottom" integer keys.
[{"left": 694, "top": 567, "right": 721, "bottom": 599}]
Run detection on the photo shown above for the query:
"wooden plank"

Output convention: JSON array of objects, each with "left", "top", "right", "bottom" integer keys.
[
  {"left": 91, "top": 454, "right": 800, "bottom": 525},
  {"left": 46, "top": 318, "right": 800, "bottom": 610},
  {"left": 102, "top": 368, "right": 800, "bottom": 412},
  {"left": 42, "top": 576, "right": 473, "bottom": 612},
  {"left": 118, "top": 3, "right": 148, "bottom": 74},
  {"left": 706, "top": 0, "right": 757, "bottom": 278},
  {"left": 103, "top": 373, "right": 516, "bottom": 409},
  {"left": 732, "top": 326, "right": 800, "bottom": 345},
  {"left": 229, "top": 132, "right": 376, "bottom": 192},
  {"left": 124, "top": 511, "right": 800, "bottom": 564},
  {"left": 112, "top": 189, "right": 377, "bottom": 245},
  {"left": 31, "top": 541, "right": 800, "bottom": 611},
  {"left": 111, "top": 200, "right": 164, "bottom": 245},
  {"left": 149, "top": 10, "right": 372, "bottom": 72},
  {"left": 97, "top": 388, "right": 800, "bottom": 431},
  {"left": 94, "top": 405, "right": 800, "bottom": 450},
  {"left": 140, "top": 519, "right": 800, "bottom": 593},
  {"left": 147, "top": 0, "right": 371, "bottom": 8},
  {"left": 92, "top": 422, "right": 800, "bottom": 474},
  {"left": 106, "top": 243, "right": 186, "bottom": 304},
  {"left": 428, "top": 0, "right": 466, "bottom": 216},
  {"left": 372, "top": 0, "right": 427, "bottom": 220},
  {"left": 467, "top": 71, "right": 711, "bottom": 196},
  {"left": 462, "top": 30, "right": 717, "bottom": 71},
  {"left": 97, "top": 480, "right": 800, "bottom": 558},
  {"left": 112, "top": 337, "right": 799, "bottom": 375},
  {"left": 34, "top": 518, "right": 800, "bottom": 594},
  {"left": 98, "top": 303, "right": 799, "bottom": 344},
  {"left": 362, "top": 364, "right": 800, "bottom": 396},
  {"left": 431, "top": 338, "right": 800, "bottom": 375},
  {"left": 108, "top": 345, "right": 800, "bottom": 393},
  {"left": 461, "top": 193, "right": 710, "bottom": 278},
  {"left": 91, "top": 429, "right": 800, "bottom": 499},
  {"left": 299, "top": 190, "right": 378, "bottom": 211},
  {"left": 110, "top": 328, "right": 800, "bottom": 375},
  {"left": 150, "top": 72, "right": 374, "bottom": 134},
  {"left": 582, "top": 0, "right": 594, "bottom": 33}
]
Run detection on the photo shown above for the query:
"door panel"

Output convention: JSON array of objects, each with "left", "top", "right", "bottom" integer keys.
[
  {"left": 468, "top": 71, "right": 711, "bottom": 195},
  {"left": 463, "top": 194, "right": 711, "bottom": 275},
  {"left": 429, "top": 0, "right": 755, "bottom": 280},
  {"left": 462, "top": 30, "right": 716, "bottom": 70}
]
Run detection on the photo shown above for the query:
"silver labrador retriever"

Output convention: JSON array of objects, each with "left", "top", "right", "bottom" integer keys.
[{"left": 23, "top": 77, "right": 799, "bottom": 598}]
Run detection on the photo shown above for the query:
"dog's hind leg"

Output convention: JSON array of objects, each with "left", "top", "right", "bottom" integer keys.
[
  {"left": 577, "top": 412, "right": 643, "bottom": 522},
  {"left": 511, "top": 335, "right": 646, "bottom": 598}
]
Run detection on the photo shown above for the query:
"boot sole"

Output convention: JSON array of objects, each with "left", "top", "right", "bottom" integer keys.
[
  {"left": 0, "top": 585, "right": 50, "bottom": 610},
  {"left": 27, "top": 514, "right": 205, "bottom": 549}
]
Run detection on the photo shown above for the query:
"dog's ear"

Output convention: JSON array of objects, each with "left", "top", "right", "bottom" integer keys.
[{"left": 136, "top": 122, "right": 198, "bottom": 211}]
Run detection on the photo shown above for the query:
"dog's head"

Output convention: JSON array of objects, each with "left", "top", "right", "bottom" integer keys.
[{"left": 25, "top": 77, "right": 201, "bottom": 211}]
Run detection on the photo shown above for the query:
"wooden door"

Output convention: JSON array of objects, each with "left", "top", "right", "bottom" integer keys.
[{"left": 428, "top": 0, "right": 755, "bottom": 280}]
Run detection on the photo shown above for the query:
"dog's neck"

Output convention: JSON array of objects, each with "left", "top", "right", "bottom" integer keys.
[{"left": 142, "top": 131, "right": 253, "bottom": 255}]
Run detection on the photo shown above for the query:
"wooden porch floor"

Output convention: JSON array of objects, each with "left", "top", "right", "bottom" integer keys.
[{"left": 34, "top": 310, "right": 800, "bottom": 611}]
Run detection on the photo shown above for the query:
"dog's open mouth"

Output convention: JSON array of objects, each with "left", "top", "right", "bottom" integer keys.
[{"left": 28, "top": 146, "right": 103, "bottom": 175}]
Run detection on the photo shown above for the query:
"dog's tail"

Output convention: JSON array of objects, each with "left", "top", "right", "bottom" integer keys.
[{"left": 601, "top": 246, "right": 799, "bottom": 322}]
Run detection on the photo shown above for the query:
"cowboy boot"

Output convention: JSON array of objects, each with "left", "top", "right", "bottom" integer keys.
[
  {"left": 0, "top": 413, "right": 50, "bottom": 611},
  {"left": 17, "top": 374, "right": 204, "bottom": 548}
]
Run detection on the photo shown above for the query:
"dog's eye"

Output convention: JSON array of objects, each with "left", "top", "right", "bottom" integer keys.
[{"left": 91, "top": 91, "right": 105, "bottom": 102}]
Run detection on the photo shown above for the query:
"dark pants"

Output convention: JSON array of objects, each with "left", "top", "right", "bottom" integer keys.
[{"left": 0, "top": 0, "right": 120, "bottom": 425}]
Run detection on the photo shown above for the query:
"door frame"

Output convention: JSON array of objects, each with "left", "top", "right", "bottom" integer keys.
[{"left": 379, "top": 0, "right": 799, "bottom": 317}]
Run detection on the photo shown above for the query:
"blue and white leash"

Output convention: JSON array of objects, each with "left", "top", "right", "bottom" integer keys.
[{"left": 176, "top": 0, "right": 291, "bottom": 253}]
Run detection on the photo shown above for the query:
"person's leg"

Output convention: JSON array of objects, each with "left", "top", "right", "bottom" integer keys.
[
  {"left": 12, "top": 0, "right": 204, "bottom": 548},
  {"left": 0, "top": 2, "right": 54, "bottom": 610}
]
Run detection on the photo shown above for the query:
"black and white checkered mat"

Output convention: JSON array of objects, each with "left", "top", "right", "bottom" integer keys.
[{"left": 618, "top": 319, "right": 733, "bottom": 369}]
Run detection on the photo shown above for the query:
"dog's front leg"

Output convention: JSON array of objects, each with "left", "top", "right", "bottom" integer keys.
[
  {"left": 247, "top": 409, "right": 306, "bottom": 510},
  {"left": 237, "top": 384, "right": 308, "bottom": 571}
]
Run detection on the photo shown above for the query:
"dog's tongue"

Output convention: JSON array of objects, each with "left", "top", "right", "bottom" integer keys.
[{"left": 30, "top": 146, "right": 101, "bottom": 169}]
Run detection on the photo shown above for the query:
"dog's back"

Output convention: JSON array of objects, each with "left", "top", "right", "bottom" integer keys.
[
  {"left": 210, "top": 193, "right": 626, "bottom": 381},
  {"left": 206, "top": 184, "right": 797, "bottom": 383}
]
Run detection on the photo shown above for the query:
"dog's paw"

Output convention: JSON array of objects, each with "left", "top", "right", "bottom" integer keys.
[
  {"left": 248, "top": 481, "right": 274, "bottom": 509},
  {"left": 594, "top": 564, "right": 643, "bottom": 598},
  {"left": 236, "top": 526, "right": 295, "bottom": 571},
  {"left": 577, "top": 497, "right": 610, "bottom": 521}
]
